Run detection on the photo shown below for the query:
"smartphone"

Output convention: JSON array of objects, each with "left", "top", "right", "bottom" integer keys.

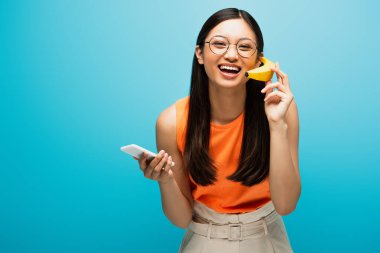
[{"left": 120, "top": 144, "right": 175, "bottom": 167}]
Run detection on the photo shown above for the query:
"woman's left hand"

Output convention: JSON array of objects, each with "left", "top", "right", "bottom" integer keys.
[{"left": 261, "top": 62, "right": 294, "bottom": 125}]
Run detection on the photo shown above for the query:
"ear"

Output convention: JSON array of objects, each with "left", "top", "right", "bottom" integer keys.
[
  {"left": 195, "top": 45, "right": 204, "bottom": 65},
  {"left": 255, "top": 52, "right": 264, "bottom": 68}
]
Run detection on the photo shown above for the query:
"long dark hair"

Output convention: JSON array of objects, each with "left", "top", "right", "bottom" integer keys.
[{"left": 184, "top": 8, "right": 270, "bottom": 186}]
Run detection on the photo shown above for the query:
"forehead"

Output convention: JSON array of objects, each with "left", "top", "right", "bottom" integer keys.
[{"left": 206, "top": 19, "right": 256, "bottom": 42}]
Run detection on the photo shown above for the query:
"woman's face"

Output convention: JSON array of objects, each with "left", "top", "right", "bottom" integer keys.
[{"left": 196, "top": 19, "right": 262, "bottom": 89}]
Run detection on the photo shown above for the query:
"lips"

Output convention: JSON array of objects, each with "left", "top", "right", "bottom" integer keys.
[{"left": 217, "top": 64, "right": 242, "bottom": 79}]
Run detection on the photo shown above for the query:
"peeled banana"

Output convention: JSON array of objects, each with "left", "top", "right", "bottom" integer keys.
[{"left": 245, "top": 57, "right": 275, "bottom": 82}]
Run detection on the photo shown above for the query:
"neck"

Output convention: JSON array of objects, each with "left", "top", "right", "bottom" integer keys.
[{"left": 208, "top": 82, "right": 246, "bottom": 125}]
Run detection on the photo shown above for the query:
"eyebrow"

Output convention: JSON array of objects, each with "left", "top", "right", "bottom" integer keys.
[{"left": 213, "top": 34, "right": 256, "bottom": 41}]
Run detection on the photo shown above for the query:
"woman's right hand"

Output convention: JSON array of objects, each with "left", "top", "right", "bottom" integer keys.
[{"left": 134, "top": 150, "right": 174, "bottom": 184}]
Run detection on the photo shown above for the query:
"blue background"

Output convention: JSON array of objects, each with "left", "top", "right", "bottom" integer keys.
[{"left": 1, "top": 0, "right": 379, "bottom": 252}]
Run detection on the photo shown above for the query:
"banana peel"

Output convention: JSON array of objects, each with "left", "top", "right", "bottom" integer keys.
[{"left": 245, "top": 57, "right": 275, "bottom": 82}]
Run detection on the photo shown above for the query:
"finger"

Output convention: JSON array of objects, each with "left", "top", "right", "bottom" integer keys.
[
  {"left": 147, "top": 150, "right": 164, "bottom": 170},
  {"left": 265, "top": 94, "right": 281, "bottom": 104},
  {"left": 160, "top": 169, "right": 174, "bottom": 184},
  {"left": 265, "top": 80, "right": 273, "bottom": 86},
  {"left": 261, "top": 82, "right": 285, "bottom": 93},
  {"left": 151, "top": 153, "right": 168, "bottom": 180},
  {"left": 161, "top": 156, "right": 173, "bottom": 177},
  {"left": 263, "top": 80, "right": 274, "bottom": 94},
  {"left": 152, "top": 153, "right": 169, "bottom": 180},
  {"left": 270, "top": 64, "right": 289, "bottom": 87},
  {"left": 276, "top": 62, "right": 283, "bottom": 85},
  {"left": 139, "top": 153, "right": 148, "bottom": 172},
  {"left": 165, "top": 156, "right": 173, "bottom": 171},
  {"left": 276, "top": 66, "right": 290, "bottom": 87},
  {"left": 160, "top": 156, "right": 174, "bottom": 181},
  {"left": 264, "top": 80, "right": 272, "bottom": 88},
  {"left": 264, "top": 90, "right": 286, "bottom": 103},
  {"left": 264, "top": 90, "right": 286, "bottom": 101},
  {"left": 144, "top": 150, "right": 164, "bottom": 177},
  {"left": 269, "top": 63, "right": 282, "bottom": 83}
]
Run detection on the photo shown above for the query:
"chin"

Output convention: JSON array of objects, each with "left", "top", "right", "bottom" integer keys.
[{"left": 215, "top": 78, "right": 245, "bottom": 89}]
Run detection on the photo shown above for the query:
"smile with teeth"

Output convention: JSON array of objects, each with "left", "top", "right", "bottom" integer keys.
[{"left": 218, "top": 65, "right": 241, "bottom": 74}]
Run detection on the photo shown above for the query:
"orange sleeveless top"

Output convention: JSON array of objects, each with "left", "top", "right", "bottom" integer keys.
[{"left": 175, "top": 96, "right": 271, "bottom": 214}]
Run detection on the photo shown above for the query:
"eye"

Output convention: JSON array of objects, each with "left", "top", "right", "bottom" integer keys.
[
  {"left": 212, "top": 41, "right": 227, "bottom": 48},
  {"left": 238, "top": 44, "right": 253, "bottom": 51}
]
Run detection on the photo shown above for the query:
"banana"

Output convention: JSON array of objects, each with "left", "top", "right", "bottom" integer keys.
[{"left": 245, "top": 57, "right": 275, "bottom": 82}]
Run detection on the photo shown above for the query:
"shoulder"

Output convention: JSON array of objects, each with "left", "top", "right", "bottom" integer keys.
[
  {"left": 155, "top": 103, "right": 177, "bottom": 160},
  {"left": 156, "top": 103, "right": 176, "bottom": 133},
  {"left": 156, "top": 96, "right": 189, "bottom": 133}
]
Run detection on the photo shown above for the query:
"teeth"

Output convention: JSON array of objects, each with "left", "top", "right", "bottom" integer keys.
[{"left": 219, "top": 65, "right": 240, "bottom": 71}]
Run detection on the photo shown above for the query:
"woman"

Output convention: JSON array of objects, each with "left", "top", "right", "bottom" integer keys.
[{"left": 135, "top": 8, "right": 300, "bottom": 252}]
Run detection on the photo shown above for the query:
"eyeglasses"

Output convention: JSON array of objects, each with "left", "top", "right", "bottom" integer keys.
[{"left": 204, "top": 36, "right": 257, "bottom": 58}]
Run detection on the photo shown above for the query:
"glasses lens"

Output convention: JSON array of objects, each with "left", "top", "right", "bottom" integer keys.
[
  {"left": 237, "top": 39, "right": 257, "bottom": 58},
  {"left": 209, "top": 36, "right": 228, "bottom": 55}
]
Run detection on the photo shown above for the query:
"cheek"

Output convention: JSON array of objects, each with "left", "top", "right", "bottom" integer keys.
[
  {"left": 203, "top": 63, "right": 217, "bottom": 80},
  {"left": 202, "top": 54, "right": 219, "bottom": 77},
  {"left": 244, "top": 53, "right": 260, "bottom": 69},
  {"left": 245, "top": 59, "right": 259, "bottom": 70}
]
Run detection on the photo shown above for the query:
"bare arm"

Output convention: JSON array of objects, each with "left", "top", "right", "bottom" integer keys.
[
  {"left": 155, "top": 104, "right": 194, "bottom": 228},
  {"left": 269, "top": 100, "right": 301, "bottom": 215},
  {"left": 261, "top": 63, "right": 302, "bottom": 216}
]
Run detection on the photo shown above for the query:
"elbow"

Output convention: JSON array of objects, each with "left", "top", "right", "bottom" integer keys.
[
  {"left": 275, "top": 186, "right": 302, "bottom": 216},
  {"left": 164, "top": 209, "right": 193, "bottom": 229},
  {"left": 276, "top": 206, "right": 295, "bottom": 216},
  {"left": 274, "top": 199, "right": 299, "bottom": 216},
  {"left": 275, "top": 201, "right": 298, "bottom": 216},
  {"left": 172, "top": 217, "right": 192, "bottom": 229}
]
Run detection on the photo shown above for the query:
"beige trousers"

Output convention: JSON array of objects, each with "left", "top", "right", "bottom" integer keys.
[{"left": 178, "top": 201, "right": 293, "bottom": 253}]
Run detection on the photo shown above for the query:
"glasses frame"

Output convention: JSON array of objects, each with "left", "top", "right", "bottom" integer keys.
[{"left": 204, "top": 35, "right": 257, "bottom": 58}]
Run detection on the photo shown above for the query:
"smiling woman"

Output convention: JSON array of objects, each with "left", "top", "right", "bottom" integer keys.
[{"left": 134, "top": 7, "right": 300, "bottom": 253}]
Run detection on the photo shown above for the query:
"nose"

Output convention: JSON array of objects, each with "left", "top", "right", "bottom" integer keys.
[{"left": 224, "top": 45, "right": 239, "bottom": 61}]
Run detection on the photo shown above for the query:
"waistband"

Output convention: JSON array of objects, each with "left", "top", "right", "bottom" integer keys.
[
  {"left": 189, "top": 201, "right": 278, "bottom": 241},
  {"left": 192, "top": 200, "right": 277, "bottom": 224}
]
